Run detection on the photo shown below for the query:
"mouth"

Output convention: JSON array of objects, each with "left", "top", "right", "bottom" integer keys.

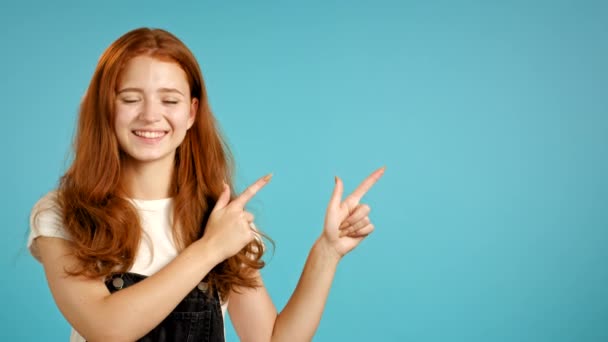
[{"left": 132, "top": 130, "right": 168, "bottom": 140}]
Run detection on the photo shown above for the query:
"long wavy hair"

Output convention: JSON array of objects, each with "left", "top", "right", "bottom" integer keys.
[{"left": 57, "top": 27, "right": 267, "bottom": 300}]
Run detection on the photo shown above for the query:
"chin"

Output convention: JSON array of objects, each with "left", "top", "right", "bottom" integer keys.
[{"left": 124, "top": 151, "right": 175, "bottom": 165}]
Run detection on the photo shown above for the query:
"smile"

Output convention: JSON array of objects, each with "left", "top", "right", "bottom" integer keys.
[{"left": 132, "top": 130, "right": 167, "bottom": 139}]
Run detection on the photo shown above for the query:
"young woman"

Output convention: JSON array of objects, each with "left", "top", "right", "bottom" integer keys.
[{"left": 27, "top": 27, "right": 385, "bottom": 342}]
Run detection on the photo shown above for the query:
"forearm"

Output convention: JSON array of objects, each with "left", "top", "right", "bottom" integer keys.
[
  {"left": 271, "top": 237, "right": 341, "bottom": 342},
  {"left": 91, "top": 240, "right": 221, "bottom": 341}
]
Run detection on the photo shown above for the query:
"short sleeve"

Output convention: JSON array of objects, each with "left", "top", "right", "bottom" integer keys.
[{"left": 27, "top": 191, "right": 72, "bottom": 262}]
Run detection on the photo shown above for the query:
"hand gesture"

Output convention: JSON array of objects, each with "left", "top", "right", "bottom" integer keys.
[
  {"left": 202, "top": 174, "right": 272, "bottom": 262},
  {"left": 322, "top": 167, "right": 385, "bottom": 258}
]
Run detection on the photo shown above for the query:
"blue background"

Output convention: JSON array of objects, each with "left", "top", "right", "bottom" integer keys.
[{"left": 2, "top": 1, "right": 607, "bottom": 341}]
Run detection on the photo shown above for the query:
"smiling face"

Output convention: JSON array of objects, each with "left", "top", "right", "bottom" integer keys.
[{"left": 114, "top": 55, "right": 198, "bottom": 169}]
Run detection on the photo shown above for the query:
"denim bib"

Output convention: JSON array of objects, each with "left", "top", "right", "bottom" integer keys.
[{"left": 97, "top": 272, "right": 225, "bottom": 342}]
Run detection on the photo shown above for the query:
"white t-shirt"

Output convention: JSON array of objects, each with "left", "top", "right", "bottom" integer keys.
[{"left": 27, "top": 191, "right": 228, "bottom": 342}]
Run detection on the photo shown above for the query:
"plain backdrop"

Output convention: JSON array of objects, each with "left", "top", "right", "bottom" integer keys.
[{"left": 1, "top": 1, "right": 607, "bottom": 341}]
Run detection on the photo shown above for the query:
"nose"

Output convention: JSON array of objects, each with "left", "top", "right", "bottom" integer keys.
[{"left": 138, "top": 99, "right": 162, "bottom": 123}]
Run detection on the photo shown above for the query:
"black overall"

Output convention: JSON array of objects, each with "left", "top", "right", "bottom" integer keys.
[{"left": 96, "top": 272, "right": 225, "bottom": 342}]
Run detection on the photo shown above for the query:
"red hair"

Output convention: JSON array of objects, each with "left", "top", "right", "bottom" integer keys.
[{"left": 57, "top": 27, "right": 267, "bottom": 299}]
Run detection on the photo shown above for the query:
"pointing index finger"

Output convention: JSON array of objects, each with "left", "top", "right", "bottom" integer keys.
[
  {"left": 232, "top": 173, "right": 273, "bottom": 209},
  {"left": 346, "top": 166, "right": 385, "bottom": 205}
]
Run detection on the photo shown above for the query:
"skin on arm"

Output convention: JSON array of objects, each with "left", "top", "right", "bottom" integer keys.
[
  {"left": 229, "top": 167, "right": 385, "bottom": 342},
  {"left": 227, "top": 271, "right": 278, "bottom": 342},
  {"left": 36, "top": 174, "right": 272, "bottom": 342},
  {"left": 36, "top": 236, "right": 221, "bottom": 342}
]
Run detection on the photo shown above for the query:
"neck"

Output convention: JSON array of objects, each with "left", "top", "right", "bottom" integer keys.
[{"left": 121, "top": 155, "right": 175, "bottom": 200}]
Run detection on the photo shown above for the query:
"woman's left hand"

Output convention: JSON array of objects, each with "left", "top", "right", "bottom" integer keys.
[{"left": 321, "top": 166, "right": 385, "bottom": 259}]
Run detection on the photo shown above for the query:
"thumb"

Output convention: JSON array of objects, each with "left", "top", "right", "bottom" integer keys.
[
  {"left": 212, "top": 182, "right": 231, "bottom": 212},
  {"left": 329, "top": 176, "right": 343, "bottom": 209}
]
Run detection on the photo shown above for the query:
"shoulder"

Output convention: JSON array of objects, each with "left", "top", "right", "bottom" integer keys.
[
  {"left": 30, "top": 190, "right": 63, "bottom": 230},
  {"left": 31, "top": 190, "right": 60, "bottom": 211},
  {"left": 28, "top": 190, "right": 71, "bottom": 262}
]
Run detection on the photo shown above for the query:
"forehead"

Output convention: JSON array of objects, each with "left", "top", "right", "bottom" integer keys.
[{"left": 118, "top": 55, "right": 189, "bottom": 91}]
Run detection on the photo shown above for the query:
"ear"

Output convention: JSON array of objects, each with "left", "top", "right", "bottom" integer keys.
[{"left": 187, "top": 98, "right": 199, "bottom": 129}]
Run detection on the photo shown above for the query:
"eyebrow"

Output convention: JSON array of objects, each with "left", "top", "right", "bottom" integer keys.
[{"left": 116, "top": 87, "right": 185, "bottom": 96}]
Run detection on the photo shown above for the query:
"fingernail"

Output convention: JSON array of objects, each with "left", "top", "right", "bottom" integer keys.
[
  {"left": 263, "top": 173, "right": 273, "bottom": 182},
  {"left": 334, "top": 176, "right": 338, "bottom": 184}
]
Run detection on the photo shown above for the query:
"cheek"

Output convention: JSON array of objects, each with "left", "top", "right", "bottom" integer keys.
[
  {"left": 114, "top": 107, "right": 135, "bottom": 130},
  {"left": 169, "top": 107, "right": 195, "bottom": 129}
]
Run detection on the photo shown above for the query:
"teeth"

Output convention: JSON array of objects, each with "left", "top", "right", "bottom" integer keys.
[{"left": 134, "top": 130, "right": 166, "bottom": 138}]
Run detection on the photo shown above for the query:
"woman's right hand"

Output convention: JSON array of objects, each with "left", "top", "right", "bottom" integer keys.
[{"left": 201, "top": 174, "right": 272, "bottom": 262}]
